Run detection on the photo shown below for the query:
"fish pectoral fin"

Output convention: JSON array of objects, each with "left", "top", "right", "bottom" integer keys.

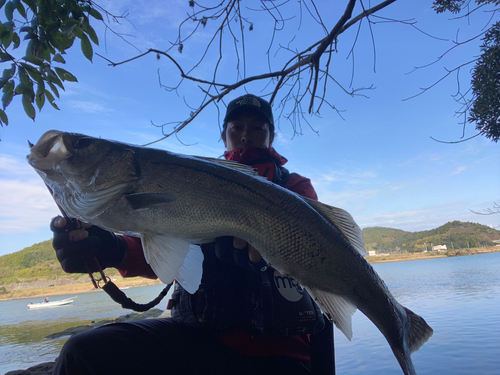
[
  {"left": 307, "top": 287, "right": 357, "bottom": 341},
  {"left": 141, "top": 233, "right": 194, "bottom": 285},
  {"left": 126, "top": 193, "right": 176, "bottom": 209},
  {"left": 304, "top": 198, "right": 366, "bottom": 256},
  {"left": 175, "top": 244, "right": 204, "bottom": 294}
]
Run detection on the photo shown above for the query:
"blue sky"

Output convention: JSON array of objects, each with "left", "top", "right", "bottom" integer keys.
[{"left": 0, "top": 0, "right": 498, "bottom": 257}]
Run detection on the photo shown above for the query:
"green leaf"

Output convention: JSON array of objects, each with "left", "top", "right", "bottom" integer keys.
[
  {"left": 0, "top": 108, "right": 8, "bottom": 125},
  {"left": 37, "top": 40, "right": 52, "bottom": 61},
  {"left": 79, "top": 32, "right": 92, "bottom": 62},
  {"left": 12, "top": 32, "right": 20, "bottom": 49},
  {"left": 61, "top": 21, "right": 78, "bottom": 35},
  {"left": 4, "top": 1, "right": 14, "bottom": 22},
  {"left": 14, "top": 82, "right": 24, "bottom": 94},
  {"left": 25, "top": 38, "right": 36, "bottom": 56},
  {"left": 0, "top": 0, "right": 7, "bottom": 9},
  {"left": 89, "top": 7, "right": 103, "bottom": 21},
  {"left": 22, "top": 54, "right": 44, "bottom": 66},
  {"left": 15, "top": 1, "right": 26, "bottom": 19},
  {"left": 44, "top": 89, "right": 59, "bottom": 110},
  {"left": 53, "top": 53, "right": 66, "bottom": 64},
  {"left": 54, "top": 67, "right": 77, "bottom": 82},
  {"left": 19, "top": 67, "right": 31, "bottom": 86},
  {"left": 20, "top": 63, "right": 42, "bottom": 82},
  {"left": 36, "top": 78, "right": 45, "bottom": 93},
  {"left": 35, "top": 89, "right": 45, "bottom": 111},
  {"left": 19, "top": 26, "right": 35, "bottom": 33},
  {"left": 47, "top": 81, "right": 59, "bottom": 98},
  {"left": 45, "top": 67, "right": 64, "bottom": 90},
  {"left": 22, "top": 93, "right": 35, "bottom": 120},
  {"left": 83, "top": 24, "right": 98, "bottom": 45},
  {"left": 23, "top": 32, "right": 37, "bottom": 41},
  {"left": 56, "top": 31, "right": 75, "bottom": 51},
  {"left": 0, "top": 52, "right": 14, "bottom": 62},
  {"left": 1, "top": 22, "right": 14, "bottom": 48},
  {"left": 2, "top": 80, "right": 14, "bottom": 109},
  {"left": 44, "top": 88, "right": 54, "bottom": 102},
  {"left": 2, "top": 63, "right": 16, "bottom": 80}
]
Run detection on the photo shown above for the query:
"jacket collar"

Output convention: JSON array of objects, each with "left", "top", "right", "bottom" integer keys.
[{"left": 223, "top": 147, "right": 288, "bottom": 166}]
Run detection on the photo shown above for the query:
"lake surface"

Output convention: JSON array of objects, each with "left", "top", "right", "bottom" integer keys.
[{"left": 1, "top": 252, "right": 499, "bottom": 374}]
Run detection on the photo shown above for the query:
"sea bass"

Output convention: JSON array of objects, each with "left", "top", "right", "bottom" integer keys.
[{"left": 27, "top": 130, "right": 432, "bottom": 375}]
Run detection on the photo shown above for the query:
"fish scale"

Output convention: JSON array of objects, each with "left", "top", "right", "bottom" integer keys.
[{"left": 27, "top": 130, "right": 433, "bottom": 375}]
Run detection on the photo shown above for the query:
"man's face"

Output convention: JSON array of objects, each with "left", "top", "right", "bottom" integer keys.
[{"left": 223, "top": 110, "right": 274, "bottom": 150}]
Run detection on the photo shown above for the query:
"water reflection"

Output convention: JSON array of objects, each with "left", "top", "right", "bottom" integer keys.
[
  {"left": 374, "top": 253, "right": 500, "bottom": 302},
  {"left": 0, "top": 285, "right": 172, "bottom": 373},
  {"left": 1, "top": 253, "right": 499, "bottom": 374}
]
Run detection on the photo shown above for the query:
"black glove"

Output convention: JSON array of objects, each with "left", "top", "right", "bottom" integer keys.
[
  {"left": 215, "top": 236, "right": 268, "bottom": 272},
  {"left": 50, "top": 217, "right": 127, "bottom": 274}
]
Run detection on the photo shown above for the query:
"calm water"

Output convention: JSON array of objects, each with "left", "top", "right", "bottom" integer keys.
[{"left": 1, "top": 252, "right": 499, "bottom": 374}]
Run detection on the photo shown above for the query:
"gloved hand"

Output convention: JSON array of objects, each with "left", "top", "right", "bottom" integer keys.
[
  {"left": 215, "top": 236, "right": 268, "bottom": 272},
  {"left": 50, "top": 216, "right": 127, "bottom": 273}
]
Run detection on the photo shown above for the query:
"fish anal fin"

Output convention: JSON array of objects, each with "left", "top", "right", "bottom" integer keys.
[
  {"left": 126, "top": 193, "right": 176, "bottom": 209},
  {"left": 304, "top": 198, "right": 366, "bottom": 256},
  {"left": 307, "top": 287, "right": 357, "bottom": 340},
  {"left": 404, "top": 306, "right": 434, "bottom": 353}
]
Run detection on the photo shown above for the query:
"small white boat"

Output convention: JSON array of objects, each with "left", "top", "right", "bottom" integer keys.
[{"left": 27, "top": 296, "right": 77, "bottom": 309}]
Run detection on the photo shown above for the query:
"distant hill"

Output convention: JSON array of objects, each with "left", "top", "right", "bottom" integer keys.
[
  {"left": 363, "top": 221, "right": 500, "bottom": 253},
  {"left": 0, "top": 239, "right": 118, "bottom": 287}
]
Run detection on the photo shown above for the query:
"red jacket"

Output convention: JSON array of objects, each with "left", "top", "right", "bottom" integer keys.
[{"left": 116, "top": 147, "right": 318, "bottom": 360}]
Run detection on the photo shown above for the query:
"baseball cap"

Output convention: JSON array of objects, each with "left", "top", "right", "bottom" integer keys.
[{"left": 224, "top": 94, "right": 274, "bottom": 127}]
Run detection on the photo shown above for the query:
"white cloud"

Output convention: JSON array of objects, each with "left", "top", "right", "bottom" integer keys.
[
  {"left": 450, "top": 165, "right": 467, "bottom": 175},
  {"left": 67, "top": 100, "right": 114, "bottom": 114},
  {"left": 0, "top": 179, "right": 59, "bottom": 235},
  {"left": 319, "top": 170, "right": 378, "bottom": 185},
  {"left": 0, "top": 154, "right": 36, "bottom": 177}
]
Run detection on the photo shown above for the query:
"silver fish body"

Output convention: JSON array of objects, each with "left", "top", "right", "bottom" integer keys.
[{"left": 27, "top": 130, "right": 432, "bottom": 375}]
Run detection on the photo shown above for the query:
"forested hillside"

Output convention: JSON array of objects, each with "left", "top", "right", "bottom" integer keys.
[
  {"left": 0, "top": 239, "right": 118, "bottom": 286},
  {"left": 363, "top": 221, "right": 500, "bottom": 253}
]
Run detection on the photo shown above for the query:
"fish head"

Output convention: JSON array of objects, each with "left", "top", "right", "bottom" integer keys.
[{"left": 27, "top": 130, "right": 140, "bottom": 220}]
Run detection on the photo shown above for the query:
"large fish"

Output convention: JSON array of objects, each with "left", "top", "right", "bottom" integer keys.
[{"left": 27, "top": 130, "right": 432, "bottom": 375}]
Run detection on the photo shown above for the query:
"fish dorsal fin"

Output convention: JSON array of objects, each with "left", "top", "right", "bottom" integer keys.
[
  {"left": 194, "top": 156, "right": 267, "bottom": 180},
  {"left": 304, "top": 198, "right": 366, "bottom": 256},
  {"left": 141, "top": 233, "right": 203, "bottom": 293},
  {"left": 307, "top": 287, "right": 357, "bottom": 340}
]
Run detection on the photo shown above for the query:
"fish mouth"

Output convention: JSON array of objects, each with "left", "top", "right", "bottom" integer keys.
[
  {"left": 27, "top": 130, "right": 70, "bottom": 170},
  {"left": 27, "top": 130, "right": 139, "bottom": 220}
]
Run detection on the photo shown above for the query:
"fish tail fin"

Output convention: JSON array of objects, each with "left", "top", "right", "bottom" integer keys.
[
  {"left": 390, "top": 306, "right": 433, "bottom": 375},
  {"left": 404, "top": 306, "right": 434, "bottom": 353}
]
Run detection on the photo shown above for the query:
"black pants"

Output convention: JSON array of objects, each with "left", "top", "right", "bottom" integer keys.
[{"left": 53, "top": 318, "right": 311, "bottom": 375}]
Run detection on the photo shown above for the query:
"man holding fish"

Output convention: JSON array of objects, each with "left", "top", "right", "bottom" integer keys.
[{"left": 49, "top": 94, "right": 334, "bottom": 374}]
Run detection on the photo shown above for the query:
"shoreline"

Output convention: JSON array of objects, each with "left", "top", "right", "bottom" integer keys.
[
  {"left": 2, "top": 247, "right": 499, "bottom": 302},
  {"left": 366, "top": 246, "right": 499, "bottom": 264},
  {"left": 0, "top": 277, "right": 162, "bottom": 302}
]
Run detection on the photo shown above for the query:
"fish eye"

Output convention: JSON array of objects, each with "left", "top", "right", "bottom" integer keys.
[{"left": 73, "top": 137, "right": 92, "bottom": 149}]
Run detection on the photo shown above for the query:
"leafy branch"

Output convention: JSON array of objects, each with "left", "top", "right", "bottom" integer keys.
[{"left": 0, "top": 0, "right": 119, "bottom": 127}]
